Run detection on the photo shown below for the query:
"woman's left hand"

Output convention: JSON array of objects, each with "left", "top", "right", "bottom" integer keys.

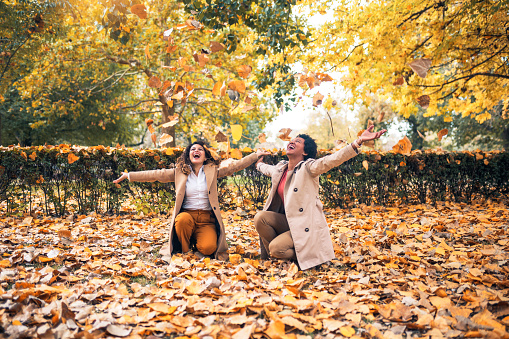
[{"left": 359, "top": 125, "right": 387, "bottom": 142}]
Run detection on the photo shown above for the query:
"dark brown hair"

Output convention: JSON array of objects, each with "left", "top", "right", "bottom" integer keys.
[{"left": 176, "top": 140, "right": 221, "bottom": 175}]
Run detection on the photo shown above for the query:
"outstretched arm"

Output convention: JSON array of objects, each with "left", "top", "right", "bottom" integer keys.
[
  {"left": 307, "top": 125, "right": 386, "bottom": 176},
  {"left": 255, "top": 153, "right": 277, "bottom": 177},
  {"left": 113, "top": 168, "right": 176, "bottom": 183},
  {"left": 217, "top": 149, "right": 270, "bottom": 178}
]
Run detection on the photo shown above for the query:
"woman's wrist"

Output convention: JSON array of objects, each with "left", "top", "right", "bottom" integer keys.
[{"left": 353, "top": 138, "right": 363, "bottom": 148}]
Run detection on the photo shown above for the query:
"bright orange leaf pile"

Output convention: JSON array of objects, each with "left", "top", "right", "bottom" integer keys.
[{"left": 0, "top": 201, "right": 508, "bottom": 338}]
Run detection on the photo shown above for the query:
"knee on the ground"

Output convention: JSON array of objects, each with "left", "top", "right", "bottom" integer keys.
[
  {"left": 174, "top": 212, "right": 193, "bottom": 230},
  {"left": 196, "top": 241, "right": 217, "bottom": 256}
]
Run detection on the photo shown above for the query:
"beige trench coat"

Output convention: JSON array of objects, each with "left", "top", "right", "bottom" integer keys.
[
  {"left": 256, "top": 145, "right": 358, "bottom": 270},
  {"left": 129, "top": 153, "right": 258, "bottom": 260}
]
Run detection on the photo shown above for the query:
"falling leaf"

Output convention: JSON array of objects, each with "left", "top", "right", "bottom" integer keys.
[
  {"left": 172, "top": 91, "right": 184, "bottom": 100},
  {"left": 148, "top": 76, "right": 162, "bottom": 88},
  {"left": 162, "top": 28, "right": 173, "bottom": 40},
  {"left": 437, "top": 128, "right": 448, "bottom": 141},
  {"left": 277, "top": 128, "right": 292, "bottom": 141},
  {"left": 417, "top": 130, "right": 425, "bottom": 138},
  {"left": 210, "top": 41, "right": 225, "bottom": 52},
  {"left": 313, "top": 92, "right": 324, "bottom": 106},
  {"left": 130, "top": 4, "right": 147, "bottom": 19},
  {"left": 362, "top": 160, "right": 369, "bottom": 171},
  {"left": 29, "top": 152, "right": 37, "bottom": 161},
  {"left": 215, "top": 131, "right": 228, "bottom": 142},
  {"left": 151, "top": 133, "right": 157, "bottom": 146},
  {"left": 237, "top": 65, "right": 252, "bottom": 79},
  {"left": 144, "top": 45, "right": 151, "bottom": 60},
  {"left": 148, "top": 124, "right": 155, "bottom": 134},
  {"left": 392, "top": 136, "right": 412, "bottom": 154},
  {"left": 159, "top": 133, "right": 173, "bottom": 145},
  {"left": 377, "top": 112, "right": 385, "bottom": 123},
  {"left": 228, "top": 80, "right": 246, "bottom": 93},
  {"left": 393, "top": 76, "right": 405, "bottom": 85},
  {"left": 159, "top": 116, "right": 179, "bottom": 128},
  {"left": 231, "top": 125, "right": 242, "bottom": 142},
  {"left": 68, "top": 153, "right": 79, "bottom": 164},
  {"left": 212, "top": 81, "right": 224, "bottom": 96},
  {"left": 230, "top": 148, "right": 242, "bottom": 159},
  {"left": 417, "top": 95, "right": 430, "bottom": 109},
  {"left": 194, "top": 52, "right": 209, "bottom": 67},
  {"left": 258, "top": 133, "right": 267, "bottom": 143},
  {"left": 408, "top": 58, "right": 432, "bottom": 78}
]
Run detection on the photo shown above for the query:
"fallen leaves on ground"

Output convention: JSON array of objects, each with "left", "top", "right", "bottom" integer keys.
[{"left": 0, "top": 200, "right": 508, "bottom": 338}]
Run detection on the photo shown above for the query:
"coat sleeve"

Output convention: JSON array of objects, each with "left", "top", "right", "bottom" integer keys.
[
  {"left": 256, "top": 161, "right": 277, "bottom": 177},
  {"left": 128, "top": 168, "right": 176, "bottom": 183},
  {"left": 306, "top": 144, "right": 359, "bottom": 177},
  {"left": 217, "top": 153, "right": 258, "bottom": 178}
]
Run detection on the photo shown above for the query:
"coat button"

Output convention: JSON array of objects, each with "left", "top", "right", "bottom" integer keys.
[
  {"left": 305, "top": 228, "right": 309, "bottom": 232},
  {"left": 294, "top": 188, "right": 298, "bottom": 192},
  {"left": 214, "top": 207, "right": 216, "bottom": 210},
  {"left": 299, "top": 208, "right": 303, "bottom": 212},
  {"left": 209, "top": 191, "right": 211, "bottom": 194}
]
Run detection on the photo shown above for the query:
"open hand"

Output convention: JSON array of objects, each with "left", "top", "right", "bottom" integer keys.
[
  {"left": 256, "top": 149, "right": 270, "bottom": 165},
  {"left": 113, "top": 172, "right": 128, "bottom": 184},
  {"left": 359, "top": 125, "right": 387, "bottom": 142}
]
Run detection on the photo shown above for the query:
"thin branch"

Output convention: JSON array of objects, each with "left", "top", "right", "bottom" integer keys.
[
  {"left": 397, "top": 4, "right": 435, "bottom": 28},
  {"left": 329, "top": 44, "right": 364, "bottom": 71},
  {"left": 119, "top": 110, "right": 163, "bottom": 115},
  {"left": 117, "top": 99, "right": 160, "bottom": 111},
  {"left": 0, "top": 36, "right": 30, "bottom": 83}
]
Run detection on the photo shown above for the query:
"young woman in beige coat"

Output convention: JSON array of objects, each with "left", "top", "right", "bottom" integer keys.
[
  {"left": 114, "top": 141, "right": 268, "bottom": 260},
  {"left": 255, "top": 126, "right": 386, "bottom": 270}
]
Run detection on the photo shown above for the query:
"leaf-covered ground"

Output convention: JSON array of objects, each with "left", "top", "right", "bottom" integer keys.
[{"left": 1, "top": 201, "right": 508, "bottom": 338}]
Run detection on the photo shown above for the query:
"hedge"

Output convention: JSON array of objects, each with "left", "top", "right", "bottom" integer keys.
[{"left": 1, "top": 145, "right": 508, "bottom": 216}]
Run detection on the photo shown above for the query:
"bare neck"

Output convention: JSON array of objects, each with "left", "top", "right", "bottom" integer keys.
[
  {"left": 287, "top": 155, "right": 304, "bottom": 171},
  {"left": 192, "top": 163, "right": 203, "bottom": 176}
]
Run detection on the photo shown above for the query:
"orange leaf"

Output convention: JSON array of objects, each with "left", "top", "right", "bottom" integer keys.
[
  {"left": 212, "top": 81, "right": 223, "bottom": 96},
  {"left": 265, "top": 320, "right": 285, "bottom": 339},
  {"left": 166, "top": 45, "right": 177, "bottom": 53},
  {"left": 392, "top": 136, "right": 412, "bottom": 155},
  {"left": 151, "top": 133, "right": 157, "bottom": 147},
  {"left": 131, "top": 4, "right": 147, "bottom": 19},
  {"left": 277, "top": 128, "right": 292, "bottom": 141},
  {"left": 29, "top": 152, "right": 37, "bottom": 161},
  {"left": 194, "top": 52, "right": 209, "bottom": 67},
  {"left": 317, "top": 73, "right": 333, "bottom": 81},
  {"left": 68, "top": 153, "right": 79, "bottom": 164},
  {"left": 210, "top": 41, "right": 225, "bottom": 52},
  {"left": 159, "top": 133, "right": 173, "bottom": 145},
  {"left": 159, "top": 115, "right": 179, "bottom": 128},
  {"left": 147, "top": 303, "right": 177, "bottom": 314},
  {"left": 148, "top": 124, "right": 155, "bottom": 134},
  {"left": 145, "top": 118, "right": 154, "bottom": 126},
  {"left": 148, "top": 76, "right": 162, "bottom": 88},
  {"left": 313, "top": 92, "right": 324, "bottom": 106},
  {"left": 438, "top": 128, "right": 448, "bottom": 141},
  {"left": 237, "top": 65, "right": 252, "bottom": 79},
  {"left": 393, "top": 76, "right": 405, "bottom": 85},
  {"left": 172, "top": 91, "right": 184, "bottom": 100},
  {"left": 258, "top": 133, "right": 267, "bottom": 143},
  {"left": 417, "top": 95, "right": 430, "bottom": 109},
  {"left": 144, "top": 45, "right": 151, "bottom": 60},
  {"left": 228, "top": 80, "right": 246, "bottom": 93},
  {"left": 377, "top": 111, "right": 385, "bottom": 123}
]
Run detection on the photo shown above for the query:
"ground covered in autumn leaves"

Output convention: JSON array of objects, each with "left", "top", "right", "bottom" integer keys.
[{"left": 1, "top": 201, "right": 509, "bottom": 339}]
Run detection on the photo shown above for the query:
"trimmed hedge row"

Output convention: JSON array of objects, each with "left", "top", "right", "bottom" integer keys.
[{"left": 0, "top": 145, "right": 507, "bottom": 216}]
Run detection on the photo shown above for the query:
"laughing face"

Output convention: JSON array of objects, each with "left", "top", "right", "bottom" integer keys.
[
  {"left": 189, "top": 144, "right": 206, "bottom": 166},
  {"left": 286, "top": 137, "right": 307, "bottom": 159}
]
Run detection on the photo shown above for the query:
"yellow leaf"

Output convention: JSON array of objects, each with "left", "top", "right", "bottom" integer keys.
[
  {"left": 12, "top": 320, "right": 22, "bottom": 326},
  {"left": 147, "top": 303, "right": 177, "bottom": 314},
  {"left": 144, "top": 45, "right": 151, "bottom": 59},
  {"left": 231, "top": 124, "right": 242, "bottom": 142},
  {"left": 230, "top": 148, "right": 242, "bottom": 159},
  {"left": 29, "top": 152, "right": 37, "bottom": 161},
  {"left": 339, "top": 326, "right": 356, "bottom": 337},
  {"left": 0, "top": 259, "right": 11, "bottom": 268},
  {"left": 362, "top": 160, "right": 369, "bottom": 171},
  {"left": 165, "top": 148, "right": 174, "bottom": 155}
]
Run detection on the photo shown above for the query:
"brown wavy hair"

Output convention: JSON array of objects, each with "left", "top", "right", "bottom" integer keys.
[{"left": 176, "top": 140, "right": 221, "bottom": 175}]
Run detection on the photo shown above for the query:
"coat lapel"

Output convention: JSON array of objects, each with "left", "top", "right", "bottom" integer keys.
[{"left": 204, "top": 164, "right": 216, "bottom": 191}]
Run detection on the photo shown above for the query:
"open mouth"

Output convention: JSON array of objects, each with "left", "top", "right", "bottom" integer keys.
[
  {"left": 287, "top": 144, "right": 295, "bottom": 150},
  {"left": 193, "top": 153, "right": 201, "bottom": 159}
]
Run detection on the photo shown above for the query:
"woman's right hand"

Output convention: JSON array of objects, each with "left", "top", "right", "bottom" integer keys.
[{"left": 113, "top": 172, "right": 128, "bottom": 184}]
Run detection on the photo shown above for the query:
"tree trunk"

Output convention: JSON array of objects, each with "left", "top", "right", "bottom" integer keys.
[{"left": 159, "top": 95, "right": 176, "bottom": 147}]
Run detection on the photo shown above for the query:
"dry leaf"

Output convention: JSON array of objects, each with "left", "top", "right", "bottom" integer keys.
[
  {"left": 377, "top": 112, "right": 385, "bottom": 123},
  {"left": 237, "top": 65, "right": 252, "bottom": 79},
  {"left": 144, "top": 45, "right": 151, "bottom": 60},
  {"left": 159, "top": 133, "right": 173, "bottom": 145},
  {"left": 68, "top": 153, "right": 79, "bottom": 164},
  {"left": 151, "top": 133, "right": 157, "bottom": 147},
  {"left": 210, "top": 41, "right": 225, "bottom": 52},
  {"left": 313, "top": 92, "right": 324, "bottom": 106},
  {"left": 148, "top": 76, "right": 162, "bottom": 88},
  {"left": 159, "top": 116, "right": 179, "bottom": 128},
  {"left": 228, "top": 80, "right": 246, "bottom": 93},
  {"left": 438, "top": 128, "right": 448, "bottom": 141},
  {"left": 408, "top": 58, "right": 432, "bottom": 78},
  {"left": 130, "top": 4, "right": 147, "bottom": 19},
  {"left": 258, "top": 133, "right": 267, "bottom": 143},
  {"left": 393, "top": 76, "right": 405, "bottom": 85},
  {"left": 277, "top": 128, "right": 292, "bottom": 141},
  {"left": 362, "top": 160, "right": 369, "bottom": 171},
  {"left": 392, "top": 136, "right": 412, "bottom": 154},
  {"left": 417, "top": 95, "right": 430, "bottom": 109},
  {"left": 215, "top": 131, "right": 228, "bottom": 143}
]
